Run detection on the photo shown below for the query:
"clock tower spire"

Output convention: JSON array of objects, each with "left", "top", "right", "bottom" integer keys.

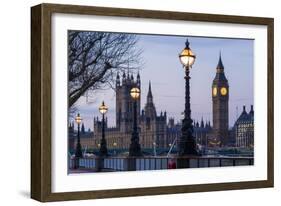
[{"left": 212, "top": 52, "right": 229, "bottom": 146}]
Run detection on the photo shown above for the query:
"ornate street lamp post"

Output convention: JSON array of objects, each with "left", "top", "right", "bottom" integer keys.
[
  {"left": 75, "top": 113, "right": 83, "bottom": 158},
  {"left": 129, "top": 87, "right": 142, "bottom": 157},
  {"left": 99, "top": 101, "right": 108, "bottom": 157},
  {"left": 178, "top": 38, "right": 198, "bottom": 156}
]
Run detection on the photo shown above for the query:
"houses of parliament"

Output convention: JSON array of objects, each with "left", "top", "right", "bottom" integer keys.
[{"left": 68, "top": 54, "right": 254, "bottom": 151}]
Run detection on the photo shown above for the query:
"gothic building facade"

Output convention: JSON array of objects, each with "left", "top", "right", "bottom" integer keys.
[
  {"left": 193, "top": 119, "right": 212, "bottom": 146},
  {"left": 234, "top": 105, "right": 254, "bottom": 148},
  {"left": 92, "top": 72, "right": 167, "bottom": 150}
]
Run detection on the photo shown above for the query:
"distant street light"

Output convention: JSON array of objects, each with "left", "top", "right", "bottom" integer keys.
[
  {"left": 178, "top": 38, "right": 198, "bottom": 156},
  {"left": 153, "top": 142, "right": 157, "bottom": 157},
  {"left": 129, "top": 87, "right": 142, "bottom": 157},
  {"left": 75, "top": 113, "right": 83, "bottom": 158},
  {"left": 113, "top": 142, "right": 117, "bottom": 155},
  {"left": 99, "top": 101, "right": 108, "bottom": 157}
]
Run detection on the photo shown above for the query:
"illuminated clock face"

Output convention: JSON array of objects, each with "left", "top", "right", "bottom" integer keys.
[
  {"left": 220, "top": 87, "right": 227, "bottom": 96},
  {"left": 212, "top": 87, "right": 217, "bottom": 96}
]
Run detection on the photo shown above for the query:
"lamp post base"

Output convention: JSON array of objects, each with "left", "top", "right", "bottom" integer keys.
[
  {"left": 129, "top": 143, "right": 142, "bottom": 157},
  {"left": 178, "top": 137, "right": 198, "bottom": 156},
  {"left": 129, "top": 135, "right": 142, "bottom": 157},
  {"left": 178, "top": 137, "right": 198, "bottom": 168},
  {"left": 99, "top": 143, "right": 108, "bottom": 157}
]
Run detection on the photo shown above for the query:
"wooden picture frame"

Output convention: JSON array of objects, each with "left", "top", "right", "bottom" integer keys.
[{"left": 31, "top": 3, "right": 274, "bottom": 202}]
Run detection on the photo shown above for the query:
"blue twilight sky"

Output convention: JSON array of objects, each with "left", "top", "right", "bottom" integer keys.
[{"left": 73, "top": 34, "right": 254, "bottom": 131}]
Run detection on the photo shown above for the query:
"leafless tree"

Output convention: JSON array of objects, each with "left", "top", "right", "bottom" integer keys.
[{"left": 68, "top": 31, "right": 142, "bottom": 107}]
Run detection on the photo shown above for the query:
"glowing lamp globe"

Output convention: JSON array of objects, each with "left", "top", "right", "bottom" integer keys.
[
  {"left": 179, "top": 38, "right": 196, "bottom": 68},
  {"left": 99, "top": 101, "right": 108, "bottom": 114},
  {"left": 75, "top": 113, "right": 82, "bottom": 125},
  {"left": 130, "top": 87, "right": 140, "bottom": 100}
]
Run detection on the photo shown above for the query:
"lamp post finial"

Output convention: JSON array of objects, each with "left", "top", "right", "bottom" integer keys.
[{"left": 185, "top": 38, "right": 190, "bottom": 48}]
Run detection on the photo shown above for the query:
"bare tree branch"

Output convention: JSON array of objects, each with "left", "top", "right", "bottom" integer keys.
[{"left": 68, "top": 31, "right": 142, "bottom": 108}]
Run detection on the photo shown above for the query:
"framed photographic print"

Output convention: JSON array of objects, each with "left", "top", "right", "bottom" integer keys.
[{"left": 31, "top": 3, "right": 274, "bottom": 202}]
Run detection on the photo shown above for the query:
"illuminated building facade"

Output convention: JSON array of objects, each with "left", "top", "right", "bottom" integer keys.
[{"left": 234, "top": 105, "right": 254, "bottom": 148}]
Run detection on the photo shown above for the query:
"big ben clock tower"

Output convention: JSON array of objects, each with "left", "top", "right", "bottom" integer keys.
[{"left": 212, "top": 53, "right": 229, "bottom": 146}]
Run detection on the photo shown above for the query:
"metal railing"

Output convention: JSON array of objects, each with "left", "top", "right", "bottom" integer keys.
[{"left": 69, "top": 156, "right": 253, "bottom": 172}]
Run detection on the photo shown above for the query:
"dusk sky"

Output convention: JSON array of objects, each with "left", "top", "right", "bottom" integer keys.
[{"left": 72, "top": 34, "right": 254, "bottom": 131}]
